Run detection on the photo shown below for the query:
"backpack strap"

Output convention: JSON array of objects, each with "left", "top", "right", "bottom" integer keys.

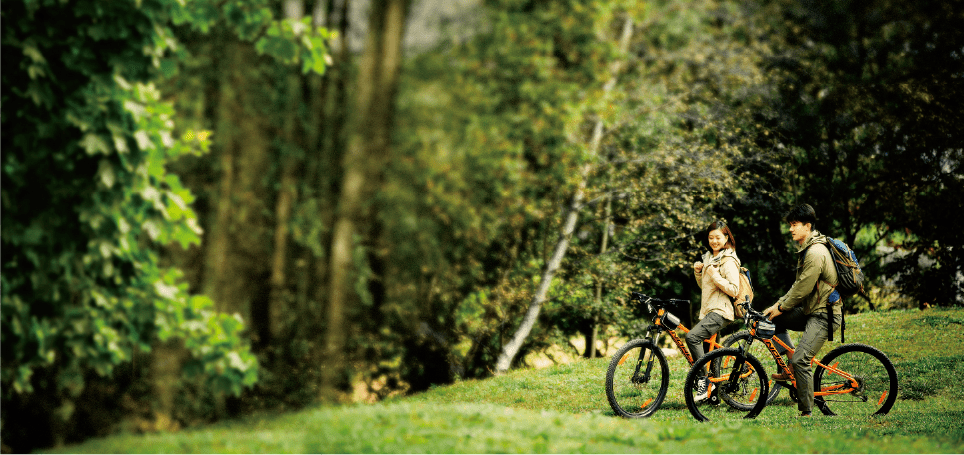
[
  {"left": 827, "top": 304, "right": 834, "bottom": 342},
  {"left": 717, "top": 255, "right": 737, "bottom": 288},
  {"left": 805, "top": 244, "right": 840, "bottom": 343},
  {"left": 841, "top": 311, "right": 846, "bottom": 343}
]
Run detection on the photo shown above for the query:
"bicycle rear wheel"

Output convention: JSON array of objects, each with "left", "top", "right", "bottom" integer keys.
[
  {"left": 813, "top": 343, "right": 898, "bottom": 417},
  {"left": 684, "top": 347, "right": 769, "bottom": 421},
  {"left": 722, "top": 330, "right": 783, "bottom": 407},
  {"left": 605, "top": 339, "right": 669, "bottom": 418}
]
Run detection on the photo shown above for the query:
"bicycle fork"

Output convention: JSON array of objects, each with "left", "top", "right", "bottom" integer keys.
[
  {"left": 721, "top": 345, "right": 752, "bottom": 395},
  {"left": 631, "top": 328, "right": 662, "bottom": 383}
]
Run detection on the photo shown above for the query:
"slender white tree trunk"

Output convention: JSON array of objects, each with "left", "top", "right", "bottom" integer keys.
[{"left": 495, "top": 17, "right": 634, "bottom": 374}]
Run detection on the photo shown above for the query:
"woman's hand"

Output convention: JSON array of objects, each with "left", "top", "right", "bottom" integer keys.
[
  {"left": 693, "top": 261, "right": 704, "bottom": 273},
  {"left": 705, "top": 265, "right": 719, "bottom": 278}
]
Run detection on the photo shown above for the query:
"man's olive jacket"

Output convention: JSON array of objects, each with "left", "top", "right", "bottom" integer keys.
[{"left": 776, "top": 230, "right": 841, "bottom": 316}]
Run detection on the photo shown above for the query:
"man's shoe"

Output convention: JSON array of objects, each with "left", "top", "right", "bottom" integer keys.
[
  {"left": 771, "top": 371, "right": 792, "bottom": 381},
  {"left": 799, "top": 411, "right": 812, "bottom": 417}
]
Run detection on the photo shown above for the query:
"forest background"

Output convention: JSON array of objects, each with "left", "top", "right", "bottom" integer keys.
[{"left": 2, "top": 0, "right": 962, "bottom": 451}]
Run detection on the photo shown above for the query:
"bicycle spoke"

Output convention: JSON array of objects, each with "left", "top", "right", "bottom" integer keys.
[
  {"left": 722, "top": 331, "right": 784, "bottom": 406},
  {"left": 606, "top": 340, "right": 669, "bottom": 418},
  {"left": 684, "top": 348, "right": 768, "bottom": 421},
  {"left": 813, "top": 344, "right": 898, "bottom": 416}
]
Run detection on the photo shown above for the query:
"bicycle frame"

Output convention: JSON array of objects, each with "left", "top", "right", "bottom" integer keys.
[
  {"left": 649, "top": 308, "right": 722, "bottom": 365},
  {"left": 750, "top": 330, "right": 862, "bottom": 398},
  {"left": 682, "top": 301, "right": 898, "bottom": 419},
  {"left": 619, "top": 307, "right": 725, "bottom": 385},
  {"left": 609, "top": 293, "right": 786, "bottom": 419},
  {"left": 617, "top": 294, "right": 730, "bottom": 396}
]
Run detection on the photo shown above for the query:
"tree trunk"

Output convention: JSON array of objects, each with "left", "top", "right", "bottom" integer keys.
[
  {"left": 587, "top": 196, "right": 613, "bottom": 358},
  {"left": 197, "top": 38, "right": 273, "bottom": 417},
  {"left": 322, "top": 0, "right": 411, "bottom": 399},
  {"left": 204, "top": 39, "right": 272, "bottom": 307},
  {"left": 202, "top": 37, "right": 237, "bottom": 311},
  {"left": 268, "top": 131, "right": 298, "bottom": 342},
  {"left": 297, "top": 0, "right": 345, "bottom": 325},
  {"left": 150, "top": 339, "right": 187, "bottom": 431},
  {"left": 268, "top": 0, "right": 307, "bottom": 344},
  {"left": 495, "top": 17, "right": 634, "bottom": 374},
  {"left": 495, "top": 184, "right": 585, "bottom": 373}
]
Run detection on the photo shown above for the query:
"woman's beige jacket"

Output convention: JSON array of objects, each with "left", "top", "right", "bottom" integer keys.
[{"left": 693, "top": 248, "right": 741, "bottom": 321}]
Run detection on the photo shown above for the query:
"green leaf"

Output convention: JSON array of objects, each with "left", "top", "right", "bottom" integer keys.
[
  {"left": 80, "top": 133, "right": 111, "bottom": 155},
  {"left": 97, "top": 159, "right": 116, "bottom": 188}
]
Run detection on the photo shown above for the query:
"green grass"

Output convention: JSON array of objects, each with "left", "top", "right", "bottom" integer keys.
[{"left": 50, "top": 308, "right": 964, "bottom": 453}]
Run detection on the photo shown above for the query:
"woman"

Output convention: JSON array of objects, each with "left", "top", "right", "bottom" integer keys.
[{"left": 687, "top": 220, "right": 742, "bottom": 398}]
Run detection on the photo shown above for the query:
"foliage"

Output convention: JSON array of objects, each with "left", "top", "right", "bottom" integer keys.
[
  {"left": 712, "top": 0, "right": 964, "bottom": 308},
  {"left": 373, "top": 0, "right": 749, "bottom": 391},
  {"left": 376, "top": 0, "right": 650, "bottom": 386},
  {"left": 51, "top": 308, "right": 964, "bottom": 454},
  {"left": 549, "top": 0, "right": 774, "bottom": 340},
  {"left": 8, "top": 0, "right": 960, "bottom": 449},
  {"left": 135, "top": 0, "right": 961, "bottom": 424},
  {"left": 1, "top": 0, "right": 330, "bottom": 450}
]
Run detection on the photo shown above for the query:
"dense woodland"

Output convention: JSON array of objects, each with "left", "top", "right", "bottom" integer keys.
[{"left": 2, "top": 0, "right": 962, "bottom": 451}]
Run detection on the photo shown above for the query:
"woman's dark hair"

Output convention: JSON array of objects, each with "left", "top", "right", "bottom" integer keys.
[
  {"left": 783, "top": 203, "right": 817, "bottom": 228},
  {"left": 706, "top": 220, "right": 735, "bottom": 251}
]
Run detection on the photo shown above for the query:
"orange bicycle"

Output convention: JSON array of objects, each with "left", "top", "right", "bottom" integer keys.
[
  {"left": 683, "top": 302, "right": 899, "bottom": 421},
  {"left": 605, "top": 292, "right": 754, "bottom": 418}
]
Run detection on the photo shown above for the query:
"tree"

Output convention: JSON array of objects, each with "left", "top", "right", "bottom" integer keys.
[
  {"left": 494, "top": 13, "right": 636, "bottom": 374},
  {"left": 381, "top": 0, "right": 739, "bottom": 379},
  {"left": 716, "top": 0, "right": 964, "bottom": 308},
  {"left": 0, "top": 0, "right": 330, "bottom": 449},
  {"left": 324, "top": 0, "right": 413, "bottom": 398}
]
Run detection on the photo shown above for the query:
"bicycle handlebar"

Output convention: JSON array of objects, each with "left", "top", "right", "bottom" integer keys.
[
  {"left": 738, "top": 300, "right": 766, "bottom": 321},
  {"left": 738, "top": 299, "right": 779, "bottom": 338},
  {"left": 630, "top": 292, "right": 690, "bottom": 308}
]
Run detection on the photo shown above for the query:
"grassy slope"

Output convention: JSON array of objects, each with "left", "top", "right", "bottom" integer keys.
[{"left": 52, "top": 308, "right": 964, "bottom": 453}]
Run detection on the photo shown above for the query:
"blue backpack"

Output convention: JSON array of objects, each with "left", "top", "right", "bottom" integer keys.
[
  {"left": 824, "top": 238, "right": 865, "bottom": 300},
  {"left": 809, "top": 237, "right": 864, "bottom": 342}
]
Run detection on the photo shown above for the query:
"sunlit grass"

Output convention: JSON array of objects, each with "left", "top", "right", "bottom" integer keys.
[{"left": 51, "top": 308, "right": 964, "bottom": 453}]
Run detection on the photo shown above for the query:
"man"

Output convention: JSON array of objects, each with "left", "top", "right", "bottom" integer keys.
[{"left": 762, "top": 203, "right": 842, "bottom": 417}]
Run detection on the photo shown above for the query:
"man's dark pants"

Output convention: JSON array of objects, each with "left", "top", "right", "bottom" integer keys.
[{"left": 772, "top": 307, "right": 841, "bottom": 414}]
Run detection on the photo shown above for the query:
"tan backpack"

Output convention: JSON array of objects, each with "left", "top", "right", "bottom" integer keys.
[{"left": 722, "top": 257, "right": 754, "bottom": 319}]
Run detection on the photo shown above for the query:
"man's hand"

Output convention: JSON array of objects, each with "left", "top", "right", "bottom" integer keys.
[{"left": 762, "top": 303, "right": 783, "bottom": 320}]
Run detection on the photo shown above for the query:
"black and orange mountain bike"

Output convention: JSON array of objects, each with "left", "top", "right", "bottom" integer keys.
[
  {"left": 682, "top": 301, "right": 899, "bottom": 421},
  {"left": 605, "top": 292, "right": 779, "bottom": 418}
]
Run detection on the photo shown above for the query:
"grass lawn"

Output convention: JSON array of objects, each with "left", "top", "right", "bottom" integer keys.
[{"left": 50, "top": 308, "right": 964, "bottom": 453}]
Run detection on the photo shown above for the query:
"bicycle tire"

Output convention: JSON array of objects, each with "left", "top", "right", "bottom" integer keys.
[
  {"left": 722, "top": 330, "right": 783, "bottom": 406},
  {"left": 684, "top": 347, "right": 769, "bottom": 422},
  {"left": 812, "top": 343, "right": 898, "bottom": 417},
  {"left": 605, "top": 339, "right": 669, "bottom": 418}
]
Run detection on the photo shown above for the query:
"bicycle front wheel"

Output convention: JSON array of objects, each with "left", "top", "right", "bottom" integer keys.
[
  {"left": 722, "top": 330, "right": 783, "bottom": 407},
  {"left": 813, "top": 343, "right": 898, "bottom": 417},
  {"left": 605, "top": 339, "right": 669, "bottom": 418},
  {"left": 684, "top": 347, "right": 769, "bottom": 422}
]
